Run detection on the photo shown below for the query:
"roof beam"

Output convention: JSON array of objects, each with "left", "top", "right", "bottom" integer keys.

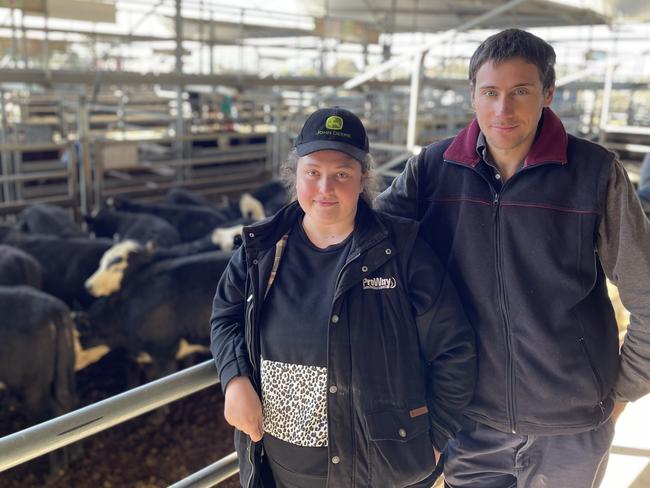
[{"left": 342, "top": 0, "right": 531, "bottom": 90}]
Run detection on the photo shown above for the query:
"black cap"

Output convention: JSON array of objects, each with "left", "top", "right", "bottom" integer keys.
[{"left": 294, "top": 107, "right": 369, "bottom": 162}]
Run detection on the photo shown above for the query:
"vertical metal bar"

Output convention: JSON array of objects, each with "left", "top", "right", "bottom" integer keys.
[
  {"left": 0, "top": 91, "right": 11, "bottom": 203},
  {"left": 67, "top": 141, "right": 80, "bottom": 221},
  {"left": 77, "top": 95, "right": 92, "bottom": 215},
  {"left": 175, "top": 0, "right": 185, "bottom": 182},
  {"left": 10, "top": 6, "right": 17, "bottom": 68},
  {"left": 209, "top": 8, "right": 215, "bottom": 77},
  {"left": 92, "top": 141, "right": 103, "bottom": 214},
  {"left": 11, "top": 96, "right": 22, "bottom": 201},
  {"left": 598, "top": 60, "right": 615, "bottom": 145},
  {"left": 21, "top": 11, "right": 28, "bottom": 69},
  {"left": 406, "top": 51, "right": 427, "bottom": 151},
  {"left": 43, "top": 1, "right": 50, "bottom": 72}
]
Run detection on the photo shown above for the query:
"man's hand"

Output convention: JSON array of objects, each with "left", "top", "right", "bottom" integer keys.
[
  {"left": 611, "top": 401, "right": 627, "bottom": 424},
  {"left": 224, "top": 376, "right": 264, "bottom": 441}
]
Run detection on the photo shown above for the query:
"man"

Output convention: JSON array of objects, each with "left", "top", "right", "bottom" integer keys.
[{"left": 375, "top": 29, "right": 650, "bottom": 487}]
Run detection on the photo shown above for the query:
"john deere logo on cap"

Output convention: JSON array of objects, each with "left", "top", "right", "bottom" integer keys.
[{"left": 325, "top": 116, "right": 343, "bottom": 130}]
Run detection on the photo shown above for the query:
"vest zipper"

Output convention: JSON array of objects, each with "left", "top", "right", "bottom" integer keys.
[{"left": 492, "top": 189, "right": 517, "bottom": 433}]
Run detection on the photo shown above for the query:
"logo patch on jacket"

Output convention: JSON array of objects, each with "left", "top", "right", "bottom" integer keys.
[{"left": 363, "top": 276, "right": 397, "bottom": 290}]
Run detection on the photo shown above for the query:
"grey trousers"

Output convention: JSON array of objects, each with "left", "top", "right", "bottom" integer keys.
[{"left": 444, "top": 417, "right": 615, "bottom": 488}]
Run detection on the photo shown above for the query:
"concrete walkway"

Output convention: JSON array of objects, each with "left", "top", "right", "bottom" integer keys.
[{"left": 602, "top": 394, "right": 650, "bottom": 488}]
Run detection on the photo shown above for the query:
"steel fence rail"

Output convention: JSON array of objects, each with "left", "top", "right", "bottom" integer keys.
[
  {"left": 169, "top": 452, "right": 239, "bottom": 488},
  {"left": 0, "top": 360, "right": 219, "bottom": 473}
]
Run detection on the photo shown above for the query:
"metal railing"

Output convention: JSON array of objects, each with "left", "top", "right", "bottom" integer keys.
[
  {"left": 0, "top": 360, "right": 238, "bottom": 486},
  {"left": 0, "top": 140, "right": 79, "bottom": 216}
]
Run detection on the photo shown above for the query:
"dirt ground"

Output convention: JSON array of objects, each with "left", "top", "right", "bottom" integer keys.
[{"left": 0, "top": 350, "right": 240, "bottom": 488}]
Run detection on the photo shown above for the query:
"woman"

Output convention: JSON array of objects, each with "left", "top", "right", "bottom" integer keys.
[{"left": 210, "top": 107, "right": 476, "bottom": 488}]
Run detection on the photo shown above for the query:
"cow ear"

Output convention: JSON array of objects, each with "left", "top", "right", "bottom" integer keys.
[{"left": 145, "top": 240, "right": 157, "bottom": 254}]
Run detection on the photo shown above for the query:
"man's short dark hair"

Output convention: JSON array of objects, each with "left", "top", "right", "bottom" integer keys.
[{"left": 469, "top": 28, "right": 556, "bottom": 90}]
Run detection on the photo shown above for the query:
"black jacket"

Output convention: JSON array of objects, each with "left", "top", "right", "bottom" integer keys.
[
  {"left": 376, "top": 108, "right": 620, "bottom": 435},
  {"left": 210, "top": 200, "right": 476, "bottom": 488}
]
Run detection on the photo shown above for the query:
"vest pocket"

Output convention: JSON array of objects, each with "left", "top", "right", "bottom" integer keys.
[
  {"left": 578, "top": 337, "right": 606, "bottom": 421},
  {"left": 365, "top": 406, "right": 436, "bottom": 487}
]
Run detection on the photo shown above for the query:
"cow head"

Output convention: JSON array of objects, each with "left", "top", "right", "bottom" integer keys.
[
  {"left": 85, "top": 240, "right": 155, "bottom": 297},
  {"left": 239, "top": 193, "right": 265, "bottom": 221},
  {"left": 210, "top": 224, "right": 244, "bottom": 252}
]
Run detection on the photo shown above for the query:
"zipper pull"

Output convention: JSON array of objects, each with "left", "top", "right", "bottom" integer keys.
[{"left": 493, "top": 193, "right": 500, "bottom": 205}]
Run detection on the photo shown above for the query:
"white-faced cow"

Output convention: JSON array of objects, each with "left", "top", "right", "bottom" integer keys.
[
  {"left": 82, "top": 249, "right": 232, "bottom": 380},
  {"left": 1, "top": 233, "right": 112, "bottom": 308}
]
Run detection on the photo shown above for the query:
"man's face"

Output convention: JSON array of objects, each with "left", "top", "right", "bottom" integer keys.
[{"left": 471, "top": 57, "right": 554, "bottom": 158}]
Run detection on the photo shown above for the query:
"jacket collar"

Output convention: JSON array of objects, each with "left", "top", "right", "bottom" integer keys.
[
  {"left": 242, "top": 199, "right": 389, "bottom": 256},
  {"left": 442, "top": 107, "right": 568, "bottom": 168}
]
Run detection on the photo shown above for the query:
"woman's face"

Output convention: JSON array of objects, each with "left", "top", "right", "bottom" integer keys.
[{"left": 296, "top": 150, "right": 364, "bottom": 229}]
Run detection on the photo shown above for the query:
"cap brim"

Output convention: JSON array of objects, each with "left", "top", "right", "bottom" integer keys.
[{"left": 295, "top": 140, "right": 367, "bottom": 162}]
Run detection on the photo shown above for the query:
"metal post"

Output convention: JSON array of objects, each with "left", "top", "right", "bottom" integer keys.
[
  {"left": 67, "top": 141, "right": 80, "bottom": 220},
  {"left": 21, "top": 11, "right": 28, "bottom": 69},
  {"left": 10, "top": 5, "right": 17, "bottom": 68},
  {"left": 43, "top": 1, "right": 50, "bottom": 73},
  {"left": 0, "top": 91, "right": 12, "bottom": 203},
  {"left": 598, "top": 60, "right": 615, "bottom": 145},
  {"left": 175, "top": 0, "right": 185, "bottom": 181},
  {"left": 209, "top": 8, "right": 215, "bottom": 78},
  {"left": 11, "top": 98, "right": 22, "bottom": 201},
  {"left": 406, "top": 51, "right": 427, "bottom": 151},
  {"left": 77, "top": 95, "right": 92, "bottom": 214}
]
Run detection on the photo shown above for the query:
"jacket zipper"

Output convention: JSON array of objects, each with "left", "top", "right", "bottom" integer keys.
[
  {"left": 333, "top": 251, "right": 361, "bottom": 298},
  {"left": 245, "top": 265, "right": 260, "bottom": 488},
  {"left": 246, "top": 437, "right": 255, "bottom": 488},
  {"left": 492, "top": 190, "right": 517, "bottom": 434}
]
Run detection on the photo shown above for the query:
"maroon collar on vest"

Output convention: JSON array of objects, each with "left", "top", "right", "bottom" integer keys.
[{"left": 443, "top": 107, "right": 568, "bottom": 168}]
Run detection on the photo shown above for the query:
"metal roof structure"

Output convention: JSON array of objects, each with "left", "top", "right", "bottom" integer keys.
[{"left": 303, "top": 0, "right": 614, "bottom": 33}]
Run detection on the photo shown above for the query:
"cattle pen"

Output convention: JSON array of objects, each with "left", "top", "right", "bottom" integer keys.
[{"left": 0, "top": 360, "right": 241, "bottom": 487}]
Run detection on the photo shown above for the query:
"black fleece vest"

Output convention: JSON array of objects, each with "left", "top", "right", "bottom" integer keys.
[{"left": 418, "top": 133, "right": 619, "bottom": 435}]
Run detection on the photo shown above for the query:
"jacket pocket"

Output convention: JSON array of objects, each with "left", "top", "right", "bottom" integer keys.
[{"left": 365, "top": 407, "right": 436, "bottom": 487}]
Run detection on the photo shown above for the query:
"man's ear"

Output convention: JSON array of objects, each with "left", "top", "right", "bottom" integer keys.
[
  {"left": 543, "top": 85, "right": 555, "bottom": 107},
  {"left": 470, "top": 83, "right": 477, "bottom": 111}
]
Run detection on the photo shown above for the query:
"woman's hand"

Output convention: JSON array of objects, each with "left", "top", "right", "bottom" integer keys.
[{"left": 224, "top": 376, "right": 264, "bottom": 441}]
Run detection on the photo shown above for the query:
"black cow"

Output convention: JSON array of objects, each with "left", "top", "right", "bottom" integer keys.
[
  {"left": 2, "top": 233, "right": 112, "bottom": 308},
  {"left": 164, "top": 187, "right": 215, "bottom": 207},
  {"left": 83, "top": 250, "right": 232, "bottom": 379},
  {"left": 250, "top": 180, "right": 289, "bottom": 215},
  {"left": 0, "top": 244, "right": 43, "bottom": 288},
  {"left": 108, "top": 197, "right": 238, "bottom": 241},
  {"left": 108, "top": 193, "right": 264, "bottom": 242},
  {"left": 16, "top": 203, "right": 87, "bottom": 239},
  {"left": 85, "top": 208, "right": 181, "bottom": 247},
  {"left": 0, "top": 286, "right": 77, "bottom": 475}
]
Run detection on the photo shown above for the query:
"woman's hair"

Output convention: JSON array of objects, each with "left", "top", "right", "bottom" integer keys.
[{"left": 280, "top": 149, "right": 378, "bottom": 207}]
